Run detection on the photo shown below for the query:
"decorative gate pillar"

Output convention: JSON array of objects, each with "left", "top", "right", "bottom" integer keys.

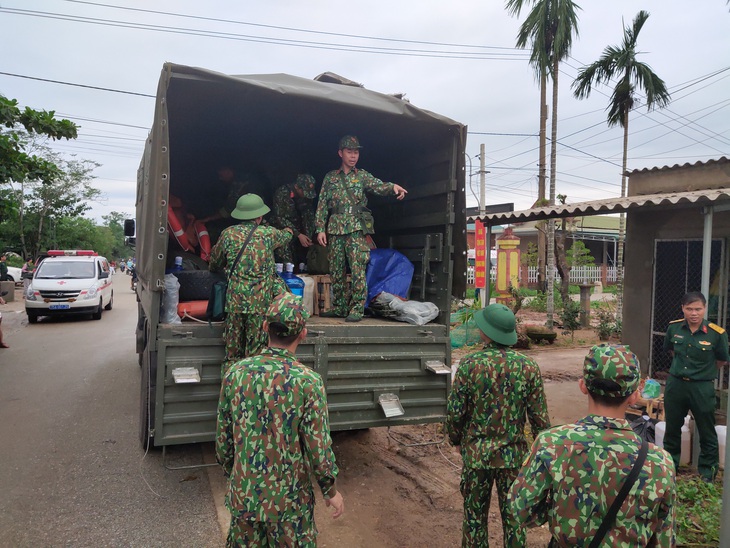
[{"left": 495, "top": 227, "right": 521, "bottom": 304}]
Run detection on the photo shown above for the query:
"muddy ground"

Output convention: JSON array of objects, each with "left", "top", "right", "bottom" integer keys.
[{"left": 311, "top": 324, "right": 603, "bottom": 548}]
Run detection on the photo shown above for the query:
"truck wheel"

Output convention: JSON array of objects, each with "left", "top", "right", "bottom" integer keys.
[
  {"left": 105, "top": 291, "right": 114, "bottom": 310},
  {"left": 92, "top": 299, "right": 103, "bottom": 320},
  {"left": 139, "top": 351, "right": 157, "bottom": 449},
  {"left": 27, "top": 312, "right": 38, "bottom": 324}
]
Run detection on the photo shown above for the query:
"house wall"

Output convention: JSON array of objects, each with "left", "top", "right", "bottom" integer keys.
[{"left": 623, "top": 158, "right": 730, "bottom": 373}]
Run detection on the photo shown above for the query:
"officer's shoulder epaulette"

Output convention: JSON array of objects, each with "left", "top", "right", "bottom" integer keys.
[
  {"left": 669, "top": 318, "right": 684, "bottom": 324},
  {"left": 709, "top": 322, "right": 726, "bottom": 334}
]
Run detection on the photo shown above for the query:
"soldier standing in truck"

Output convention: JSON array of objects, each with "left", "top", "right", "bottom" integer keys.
[
  {"left": 209, "top": 193, "right": 292, "bottom": 364},
  {"left": 271, "top": 173, "right": 317, "bottom": 266},
  {"left": 315, "top": 135, "right": 407, "bottom": 322}
]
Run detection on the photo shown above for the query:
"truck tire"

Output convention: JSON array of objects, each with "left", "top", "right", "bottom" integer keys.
[
  {"left": 175, "top": 270, "right": 226, "bottom": 302},
  {"left": 104, "top": 291, "right": 114, "bottom": 310},
  {"left": 92, "top": 298, "right": 103, "bottom": 320},
  {"left": 139, "top": 350, "right": 158, "bottom": 449}
]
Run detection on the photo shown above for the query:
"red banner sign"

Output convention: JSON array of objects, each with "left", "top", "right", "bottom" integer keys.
[{"left": 474, "top": 219, "right": 486, "bottom": 288}]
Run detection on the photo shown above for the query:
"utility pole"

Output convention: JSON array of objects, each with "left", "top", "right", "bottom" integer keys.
[{"left": 479, "top": 143, "right": 486, "bottom": 217}]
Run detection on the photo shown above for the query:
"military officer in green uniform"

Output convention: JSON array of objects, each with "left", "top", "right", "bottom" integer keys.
[
  {"left": 271, "top": 174, "right": 317, "bottom": 266},
  {"left": 315, "top": 135, "right": 407, "bottom": 322},
  {"left": 664, "top": 291, "right": 730, "bottom": 481},
  {"left": 509, "top": 344, "right": 676, "bottom": 546},
  {"left": 446, "top": 303, "right": 550, "bottom": 547},
  {"left": 216, "top": 293, "right": 344, "bottom": 547},
  {"left": 209, "top": 194, "right": 292, "bottom": 365}
]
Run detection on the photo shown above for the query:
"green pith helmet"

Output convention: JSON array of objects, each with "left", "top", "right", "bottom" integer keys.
[
  {"left": 339, "top": 135, "right": 362, "bottom": 150},
  {"left": 231, "top": 193, "right": 270, "bottom": 220},
  {"left": 474, "top": 303, "right": 518, "bottom": 346}
]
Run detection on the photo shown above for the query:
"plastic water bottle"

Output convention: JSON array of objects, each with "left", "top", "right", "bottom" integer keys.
[
  {"left": 283, "top": 262, "right": 305, "bottom": 298},
  {"left": 276, "top": 263, "right": 284, "bottom": 279},
  {"left": 173, "top": 256, "right": 183, "bottom": 272}
]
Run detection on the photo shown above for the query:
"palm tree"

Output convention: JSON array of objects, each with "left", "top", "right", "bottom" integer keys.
[
  {"left": 572, "top": 10, "right": 670, "bottom": 324},
  {"left": 506, "top": 0, "right": 580, "bottom": 327}
]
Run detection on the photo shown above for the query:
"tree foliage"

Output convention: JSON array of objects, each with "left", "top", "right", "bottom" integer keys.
[
  {"left": 567, "top": 240, "right": 595, "bottom": 267},
  {"left": 0, "top": 95, "right": 78, "bottom": 188}
]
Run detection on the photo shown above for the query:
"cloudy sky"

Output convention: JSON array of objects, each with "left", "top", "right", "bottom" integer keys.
[{"left": 1, "top": 0, "right": 728, "bottom": 222}]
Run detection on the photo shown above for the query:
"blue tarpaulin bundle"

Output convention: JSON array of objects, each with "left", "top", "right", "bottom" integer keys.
[{"left": 366, "top": 249, "right": 414, "bottom": 305}]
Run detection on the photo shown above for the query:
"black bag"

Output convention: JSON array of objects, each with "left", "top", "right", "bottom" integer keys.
[
  {"left": 306, "top": 243, "right": 330, "bottom": 274},
  {"left": 206, "top": 225, "right": 257, "bottom": 323}
]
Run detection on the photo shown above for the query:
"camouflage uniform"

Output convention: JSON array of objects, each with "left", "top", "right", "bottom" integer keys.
[
  {"left": 509, "top": 344, "right": 677, "bottom": 547},
  {"left": 216, "top": 295, "right": 339, "bottom": 547},
  {"left": 271, "top": 174, "right": 317, "bottom": 266},
  {"left": 315, "top": 166, "right": 395, "bottom": 319},
  {"left": 664, "top": 317, "right": 729, "bottom": 480},
  {"left": 209, "top": 221, "right": 291, "bottom": 363},
  {"left": 446, "top": 343, "right": 550, "bottom": 547}
]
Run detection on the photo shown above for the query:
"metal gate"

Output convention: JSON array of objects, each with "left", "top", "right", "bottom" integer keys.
[{"left": 649, "top": 238, "right": 726, "bottom": 375}]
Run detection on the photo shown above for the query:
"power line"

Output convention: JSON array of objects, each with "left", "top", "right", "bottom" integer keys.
[{"left": 0, "top": 71, "right": 154, "bottom": 98}]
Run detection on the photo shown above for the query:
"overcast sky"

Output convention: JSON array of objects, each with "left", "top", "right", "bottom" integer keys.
[{"left": 1, "top": 0, "right": 728, "bottom": 222}]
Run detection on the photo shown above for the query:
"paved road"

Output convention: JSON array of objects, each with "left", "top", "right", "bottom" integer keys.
[{"left": 0, "top": 272, "right": 223, "bottom": 547}]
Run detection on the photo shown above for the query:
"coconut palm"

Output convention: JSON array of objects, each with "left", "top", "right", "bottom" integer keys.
[
  {"left": 505, "top": 0, "right": 580, "bottom": 326},
  {"left": 572, "top": 10, "right": 670, "bottom": 323}
]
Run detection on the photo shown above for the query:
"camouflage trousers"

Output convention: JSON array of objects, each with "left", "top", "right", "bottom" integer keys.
[
  {"left": 328, "top": 232, "right": 370, "bottom": 318},
  {"left": 223, "top": 311, "right": 267, "bottom": 365},
  {"left": 460, "top": 467, "right": 525, "bottom": 548},
  {"left": 227, "top": 513, "right": 317, "bottom": 547}
]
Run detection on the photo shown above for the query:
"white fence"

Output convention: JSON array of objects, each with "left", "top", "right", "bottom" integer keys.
[{"left": 466, "top": 265, "right": 617, "bottom": 286}]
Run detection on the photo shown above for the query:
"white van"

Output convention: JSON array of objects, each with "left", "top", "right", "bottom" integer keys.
[{"left": 25, "top": 250, "right": 113, "bottom": 323}]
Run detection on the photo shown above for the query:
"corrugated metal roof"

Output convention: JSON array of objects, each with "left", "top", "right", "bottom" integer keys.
[
  {"left": 473, "top": 188, "right": 730, "bottom": 226},
  {"left": 628, "top": 156, "right": 728, "bottom": 175}
]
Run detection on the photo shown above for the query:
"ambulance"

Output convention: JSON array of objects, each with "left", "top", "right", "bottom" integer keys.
[{"left": 25, "top": 250, "right": 114, "bottom": 323}]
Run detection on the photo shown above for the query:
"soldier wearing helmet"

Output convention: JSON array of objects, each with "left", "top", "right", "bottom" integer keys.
[
  {"left": 509, "top": 344, "right": 676, "bottom": 546},
  {"left": 315, "top": 135, "right": 408, "bottom": 323},
  {"left": 446, "top": 303, "right": 550, "bottom": 547},
  {"left": 209, "top": 193, "right": 293, "bottom": 364}
]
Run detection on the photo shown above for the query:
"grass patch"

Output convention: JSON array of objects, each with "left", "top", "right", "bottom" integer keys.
[{"left": 676, "top": 474, "right": 721, "bottom": 546}]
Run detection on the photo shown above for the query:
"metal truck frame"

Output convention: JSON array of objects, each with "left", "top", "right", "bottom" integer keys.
[{"left": 134, "top": 64, "right": 467, "bottom": 447}]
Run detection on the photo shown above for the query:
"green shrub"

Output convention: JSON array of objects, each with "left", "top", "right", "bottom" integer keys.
[
  {"left": 676, "top": 476, "right": 721, "bottom": 546},
  {"left": 560, "top": 300, "right": 581, "bottom": 340}
]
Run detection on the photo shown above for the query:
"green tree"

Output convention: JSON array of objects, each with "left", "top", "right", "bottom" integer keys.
[
  {"left": 522, "top": 242, "right": 539, "bottom": 267},
  {"left": 0, "top": 95, "right": 77, "bottom": 189},
  {"left": 572, "top": 10, "right": 671, "bottom": 323},
  {"left": 505, "top": 0, "right": 581, "bottom": 327},
  {"left": 567, "top": 240, "right": 595, "bottom": 267},
  {"left": 102, "top": 211, "right": 134, "bottom": 259}
]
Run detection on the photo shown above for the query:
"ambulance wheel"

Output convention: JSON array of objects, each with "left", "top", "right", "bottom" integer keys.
[
  {"left": 92, "top": 299, "right": 103, "bottom": 320},
  {"left": 105, "top": 292, "right": 114, "bottom": 310}
]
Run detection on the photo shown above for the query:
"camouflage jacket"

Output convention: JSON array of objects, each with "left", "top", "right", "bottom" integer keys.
[
  {"left": 508, "top": 415, "right": 676, "bottom": 547},
  {"left": 446, "top": 343, "right": 550, "bottom": 469},
  {"left": 315, "top": 167, "right": 394, "bottom": 235},
  {"left": 208, "top": 221, "right": 291, "bottom": 314},
  {"left": 270, "top": 183, "right": 315, "bottom": 238},
  {"left": 216, "top": 347, "right": 339, "bottom": 522}
]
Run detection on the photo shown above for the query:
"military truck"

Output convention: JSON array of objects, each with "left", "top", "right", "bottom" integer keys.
[{"left": 130, "top": 63, "right": 467, "bottom": 448}]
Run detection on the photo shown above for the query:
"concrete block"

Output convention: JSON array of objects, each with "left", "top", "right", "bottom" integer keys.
[
  {"left": 0, "top": 280, "right": 15, "bottom": 302},
  {"left": 593, "top": 281, "right": 603, "bottom": 294}
]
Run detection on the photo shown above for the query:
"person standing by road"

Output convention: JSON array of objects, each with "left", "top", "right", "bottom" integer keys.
[
  {"left": 315, "top": 135, "right": 407, "bottom": 323},
  {"left": 209, "top": 193, "right": 292, "bottom": 364},
  {"left": 509, "top": 344, "right": 676, "bottom": 546},
  {"left": 0, "top": 293, "right": 8, "bottom": 348},
  {"left": 664, "top": 291, "right": 729, "bottom": 482},
  {"left": 216, "top": 293, "right": 344, "bottom": 546},
  {"left": 446, "top": 303, "right": 550, "bottom": 547},
  {"left": 0, "top": 255, "right": 8, "bottom": 282},
  {"left": 21, "top": 258, "right": 35, "bottom": 295},
  {"left": 271, "top": 174, "right": 317, "bottom": 267}
]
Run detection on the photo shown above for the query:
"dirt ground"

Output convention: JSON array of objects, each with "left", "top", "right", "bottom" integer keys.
[{"left": 312, "top": 321, "right": 603, "bottom": 548}]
